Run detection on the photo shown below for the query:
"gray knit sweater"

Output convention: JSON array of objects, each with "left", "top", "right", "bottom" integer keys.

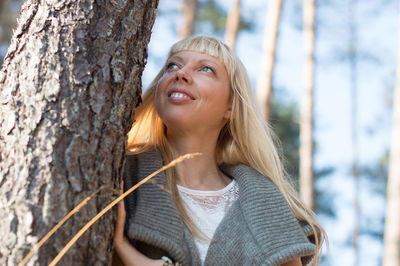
[{"left": 123, "top": 149, "right": 316, "bottom": 266}]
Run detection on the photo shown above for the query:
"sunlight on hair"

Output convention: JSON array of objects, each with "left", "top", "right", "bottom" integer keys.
[{"left": 125, "top": 36, "right": 328, "bottom": 263}]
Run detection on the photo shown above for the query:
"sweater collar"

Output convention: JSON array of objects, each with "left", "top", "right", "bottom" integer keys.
[
  {"left": 128, "top": 149, "right": 192, "bottom": 264},
  {"left": 127, "top": 149, "right": 307, "bottom": 264}
]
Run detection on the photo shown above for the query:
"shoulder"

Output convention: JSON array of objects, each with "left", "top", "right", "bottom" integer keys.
[
  {"left": 123, "top": 148, "right": 166, "bottom": 201},
  {"left": 219, "top": 163, "right": 283, "bottom": 200},
  {"left": 125, "top": 147, "right": 163, "bottom": 163},
  {"left": 124, "top": 148, "right": 163, "bottom": 177},
  {"left": 220, "top": 163, "right": 316, "bottom": 265}
]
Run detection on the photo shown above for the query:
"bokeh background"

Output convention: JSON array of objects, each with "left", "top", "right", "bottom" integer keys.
[{"left": 1, "top": 0, "right": 397, "bottom": 265}]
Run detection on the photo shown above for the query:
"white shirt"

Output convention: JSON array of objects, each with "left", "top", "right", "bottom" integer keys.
[{"left": 177, "top": 180, "right": 239, "bottom": 264}]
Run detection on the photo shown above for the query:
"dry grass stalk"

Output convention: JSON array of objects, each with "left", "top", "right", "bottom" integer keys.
[
  {"left": 48, "top": 152, "right": 201, "bottom": 266},
  {"left": 18, "top": 185, "right": 111, "bottom": 266}
]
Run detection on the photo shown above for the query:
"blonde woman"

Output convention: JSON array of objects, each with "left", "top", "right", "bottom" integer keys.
[{"left": 113, "top": 36, "right": 326, "bottom": 266}]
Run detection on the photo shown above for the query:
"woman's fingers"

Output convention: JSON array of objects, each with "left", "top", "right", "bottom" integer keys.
[{"left": 113, "top": 181, "right": 163, "bottom": 265}]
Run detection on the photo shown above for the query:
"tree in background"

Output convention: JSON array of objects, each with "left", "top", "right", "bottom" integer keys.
[
  {"left": 256, "top": 0, "right": 283, "bottom": 122},
  {"left": 0, "top": 0, "right": 158, "bottom": 264},
  {"left": 348, "top": 0, "right": 361, "bottom": 264},
  {"left": 224, "top": 0, "right": 240, "bottom": 50},
  {"left": 0, "top": 0, "right": 25, "bottom": 65},
  {"left": 195, "top": 0, "right": 226, "bottom": 35},
  {"left": 0, "top": 0, "right": 16, "bottom": 48},
  {"left": 299, "top": 0, "right": 316, "bottom": 210},
  {"left": 184, "top": 0, "right": 252, "bottom": 41},
  {"left": 178, "top": 0, "right": 198, "bottom": 39},
  {"left": 383, "top": 3, "right": 400, "bottom": 264}
]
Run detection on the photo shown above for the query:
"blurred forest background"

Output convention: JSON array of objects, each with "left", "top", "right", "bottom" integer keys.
[{"left": 1, "top": 0, "right": 399, "bottom": 266}]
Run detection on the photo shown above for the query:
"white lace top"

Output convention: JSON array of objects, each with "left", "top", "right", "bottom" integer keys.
[{"left": 177, "top": 180, "right": 239, "bottom": 264}]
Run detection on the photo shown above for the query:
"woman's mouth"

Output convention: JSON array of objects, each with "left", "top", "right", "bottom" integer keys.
[
  {"left": 169, "top": 92, "right": 192, "bottom": 100},
  {"left": 167, "top": 89, "right": 195, "bottom": 101}
]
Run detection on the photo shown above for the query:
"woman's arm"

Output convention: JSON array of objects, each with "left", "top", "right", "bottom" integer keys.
[
  {"left": 114, "top": 184, "right": 164, "bottom": 266},
  {"left": 281, "top": 257, "right": 302, "bottom": 266}
]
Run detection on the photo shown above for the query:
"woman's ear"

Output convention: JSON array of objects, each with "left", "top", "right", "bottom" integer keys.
[{"left": 223, "top": 107, "right": 232, "bottom": 120}]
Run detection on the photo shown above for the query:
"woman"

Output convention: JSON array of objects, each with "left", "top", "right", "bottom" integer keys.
[{"left": 113, "top": 36, "right": 326, "bottom": 266}]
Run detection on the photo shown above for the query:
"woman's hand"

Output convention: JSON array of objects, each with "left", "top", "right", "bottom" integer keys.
[
  {"left": 113, "top": 183, "right": 126, "bottom": 248},
  {"left": 113, "top": 182, "right": 164, "bottom": 266}
]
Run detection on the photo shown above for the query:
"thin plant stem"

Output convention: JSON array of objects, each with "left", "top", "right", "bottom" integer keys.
[
  {"left": 48, "top": 152, "right": 201, "bottom": 266},
  {"left": 18, "top": 185, "right": 110, "bottom": 266}
]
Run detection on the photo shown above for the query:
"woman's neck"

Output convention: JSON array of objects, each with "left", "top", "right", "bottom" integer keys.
[{"left": 167, "top": 133, "right": 231, "bottom": 191}]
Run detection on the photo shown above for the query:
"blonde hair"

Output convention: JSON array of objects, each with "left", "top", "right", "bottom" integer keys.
[{"left": 127, "top": 36, "right": 327, "bottom": 263}]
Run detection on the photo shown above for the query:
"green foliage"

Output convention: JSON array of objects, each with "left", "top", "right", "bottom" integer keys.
[
  {"left": 195, "top": 0, "right": 254, "bottom": 35},
  {"left": 314, "top": 167, "right": 336, "bottom": 217},
  {"left": 270, "top": 98, "right": 300, "bottom": 182},
  {"left": 0, "top": 0, "right": 25, "bottom": 67},
  {"left": 360, "top": 151, "right": 389, "bottom": 195},
  {"left": 196, "top": 0, "right": 226, "bottom": 33}
]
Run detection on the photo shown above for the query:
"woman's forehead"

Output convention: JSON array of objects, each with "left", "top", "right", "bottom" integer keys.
[{"left": 168, "top": 50, "right": 223, "bottom": 65}]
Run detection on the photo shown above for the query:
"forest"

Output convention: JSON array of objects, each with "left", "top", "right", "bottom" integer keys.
[{"left": 0, "top": 0, "right": 399, "bottom": 265}]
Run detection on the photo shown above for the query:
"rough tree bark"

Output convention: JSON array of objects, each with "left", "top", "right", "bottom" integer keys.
[
  {"left": 0, "top": 0, "right": 158, "bottom": 265},
  {"left": 299, "top": 0, "right": 315, "bottom": 210},
  {"left": 383, "top": 3, "right": 400, "bottom": 265},
  {"left": 256, "top": 0, "right": 283, "bottom": 122},
  {"left": 224, "top": 0, "right": 240, "bottom": 50},
  {"left": 178, "top": 0, "right": 198, "bottom": 39}
]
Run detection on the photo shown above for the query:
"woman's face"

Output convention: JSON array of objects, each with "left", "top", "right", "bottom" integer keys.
[{"left": 155, "top": 50, "right": 232, "bottom": 136}]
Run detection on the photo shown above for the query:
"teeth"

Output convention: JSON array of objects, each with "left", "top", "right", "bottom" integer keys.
[{"left": 171, "top": 92, "right": 190, "bottom": 99}]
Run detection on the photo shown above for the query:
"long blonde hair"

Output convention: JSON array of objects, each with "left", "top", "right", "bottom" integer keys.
[{"left": 127, "top": 36, "right": 327, "bottom": 263}]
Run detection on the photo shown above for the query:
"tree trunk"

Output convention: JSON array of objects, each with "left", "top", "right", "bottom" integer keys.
[
  {"left": 383, "top": 4, "right": 400, "bottom": 265},
  {"left": 299, "top": 0, "right": 315, "bottom": 210},
  {"left": 0, "top": 0, "right": 158, "bottom": 265},
  {"left": 256, "top": 0, "right": 283, "bottom": 122},
  {"left": 178, "top": 0, "right": 198, "bottom": 39},
  {"left": 224, "top": 0, "right": 240, "bottom": 50}
]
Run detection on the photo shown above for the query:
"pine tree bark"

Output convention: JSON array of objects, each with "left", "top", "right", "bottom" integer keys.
[
  {"left": 383, "top": 4, "right": 400, "bottom": 265},
  {"left": 0, "top": 0, "right": 158, "bottom": 265},
  {"left": 299, "top": 0, "right": 315, "bottom": 210},
  {"left": 178, "top": 0, "right": 198, "bottom": 39},
  {"left": 256, "top": 0, "right": 283, "bottom": 122},
  {"left": 224, "top": 0, "right": 240, "bottom": 50}
]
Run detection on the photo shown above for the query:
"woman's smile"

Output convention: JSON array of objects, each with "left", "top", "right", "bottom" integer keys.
[
  {"left": 155, "top": 50, "right": 232, "bottom": 133},
  {"left": 167, "top": 88, "right": 195, "bottom": 103}
]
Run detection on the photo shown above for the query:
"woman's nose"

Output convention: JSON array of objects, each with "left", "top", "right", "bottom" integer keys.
[{"left": 175, "top": 68, "right": 192, "bottom": 84}]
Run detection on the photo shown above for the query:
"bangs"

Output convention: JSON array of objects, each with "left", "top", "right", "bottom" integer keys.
[{"left": 168, "top": 36, "right": 235, "bottom": 73}]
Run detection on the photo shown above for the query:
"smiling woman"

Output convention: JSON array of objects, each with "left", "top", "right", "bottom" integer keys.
[
  {"left": 113, "top": 36, "right": 327, "bottom": 266},
  {"left": 155, "top": 50, "right": 232, "bottom": 142}
]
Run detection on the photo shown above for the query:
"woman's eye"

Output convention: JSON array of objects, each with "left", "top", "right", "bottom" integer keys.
[
  {"left": 201, "top": 66, "right": 214, "bottom": 73},
  {"left": 167, "top": 62, "right": 178, "bottom": 70}
]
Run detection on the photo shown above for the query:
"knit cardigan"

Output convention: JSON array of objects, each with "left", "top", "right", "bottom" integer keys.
[{"left": 123, "top": 149, "right": 316, "bottom": 266}]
